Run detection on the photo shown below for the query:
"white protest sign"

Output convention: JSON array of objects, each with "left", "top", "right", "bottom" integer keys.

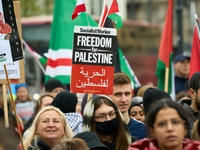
[{"left": 0, "top": 61, "right": 20, "bottom": 79}]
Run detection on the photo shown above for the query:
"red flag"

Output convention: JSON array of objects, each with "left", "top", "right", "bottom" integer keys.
[
  {"left": 72, "top": 0, "right": 86, "bottom": 20},
  {"left": 99, "top": 1, "right": 108, "bottom": 27},
  {"left": 157, "top": 0, "right": 173, "bottom": 68},
  {"left": 156, "top": 0, "right": 174, "bottom": 96},
  {"left": 189, "top": 14, "right": 200, "bottom": 79}
]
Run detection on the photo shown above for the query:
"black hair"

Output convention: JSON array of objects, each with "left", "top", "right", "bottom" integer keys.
[
  {"left": 145, "top": 99, "right": 190, "bottom": 137},
  {"left": 186, "top": 72, "right": 200, "bottom": 93}
]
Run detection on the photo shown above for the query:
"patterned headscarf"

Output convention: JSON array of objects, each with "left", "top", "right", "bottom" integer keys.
[{"left": 82, "top": 95, "right": 132, "bottom": 144}]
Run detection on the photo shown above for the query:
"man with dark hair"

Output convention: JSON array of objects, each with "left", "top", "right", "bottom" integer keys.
[
  {"left": 186, "top": 72, "right": 200, "bottom": 113},
  {"left": 177, "top": 71, "right": 200, "bottom": 137},
  {"left": 108, "top": 72, "right": 147, "bottom": 140}
]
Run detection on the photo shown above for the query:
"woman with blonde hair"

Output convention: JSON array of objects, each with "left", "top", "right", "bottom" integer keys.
[
  {"left": 23, "top": 106, "right": 74, "bottom": 150},
  {"left": 23, "top": 93, "right": 55, "bottom": 135}
]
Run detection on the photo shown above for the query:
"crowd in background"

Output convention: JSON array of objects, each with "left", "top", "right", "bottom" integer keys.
[{"left": 1, "top": 53, "right": 200, "bottom": 150}]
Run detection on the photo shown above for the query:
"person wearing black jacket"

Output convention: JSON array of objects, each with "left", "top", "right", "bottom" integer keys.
[{"left": 177, "top": 71, "right": 200, "bottom": 138}]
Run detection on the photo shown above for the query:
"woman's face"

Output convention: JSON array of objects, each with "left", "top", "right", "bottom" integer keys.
[
  {"left": 41, "top": 96, "right": 54, "bottom": 109},
  {"left": 129, "top": 105, "right": 145, "bottom": 122},
  {"left": 36, "top": 110, "right": 65, "bottom": 143},
  {"left": 150, "top": 107, "right": 187, "bottom": 150},
  {"left": 75, "top": 101, "right": 82, "bottom": 113},
  {"left": 94, "top": 103, "right": 116, "bottom": 122},
  {"left": 16, "top": 87, "right": 28, "bottom": 102}
]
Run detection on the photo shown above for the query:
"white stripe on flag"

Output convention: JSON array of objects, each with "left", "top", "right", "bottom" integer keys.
[
  {"left": 77, "top": 0, "right": 84, "bottom": 5},
  {"left": 46, "top": 66, "right": 71, "bottom": 77},
  {"left": 48, "top": 49, "right": 72, "bottom": 60}
]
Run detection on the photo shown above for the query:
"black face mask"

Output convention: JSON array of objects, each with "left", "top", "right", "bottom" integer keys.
[{"left": 95, "top": 117, "right": 119, "bottom": 135}]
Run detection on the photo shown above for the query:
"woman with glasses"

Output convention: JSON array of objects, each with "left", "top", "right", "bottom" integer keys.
[
  {"left": 128, "top": 99, "right": 200, "bottom": 150},
  {"left": 82, "top": 95, "right": 133, "bottom": 150}
]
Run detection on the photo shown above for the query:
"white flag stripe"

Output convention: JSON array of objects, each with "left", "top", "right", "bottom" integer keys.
[
  {"left": 124, "top": 56, "right": 141, "bottom": 87},
  {"left": 46, "top": 66, "right": 71, "bottom": 76},
  {"left": 77, "top": 0, "right": 84, "bottom": 5},
  {"left": 33, "top": 51, "right": 42, "bottom": 59},
  {"left": 48, "top": 49, "right": 72, "bottom": 60},
  {"left": 99, "top": 0, "right": 107, "bottom": 27},
  {"left": 116, "top": 12, "right": 121, "bottom": 17}
]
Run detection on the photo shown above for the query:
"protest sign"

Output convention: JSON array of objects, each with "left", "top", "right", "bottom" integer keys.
[
  {"left": 0, "top": 0, "right": 23, "bottom": 64},
  {"left": 70, "top": 26, "right": 117, "bottom": 94},
  {"left": 0, "top": 61, "right": 20, "bottom": 79},
  {"left": 0, "top": 1, "right": 25, "bottom": 84},
  {"left": 16, "top": 102, "right": 35, "bottom": 124}
]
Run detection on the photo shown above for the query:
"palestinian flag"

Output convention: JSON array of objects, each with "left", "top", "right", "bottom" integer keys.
[
  {"left": 102, "top": 11, "right": 140, "bottom": 91},
  {"left": 107, "top": 0, "right": 123, "bottom": 29},
  {"left": 189, "top": 14, "right": 200, "bottom": 79},
  {"left": 156, "top": 0, "right": 175, "bottom": 98},
  {"left": 45, "top": 0, "right": 97, "bottom": 84}
]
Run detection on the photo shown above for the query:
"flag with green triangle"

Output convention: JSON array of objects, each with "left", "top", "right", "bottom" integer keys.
[
  {"left": 45, "top": 0, "right": 97, "bottom": 84},
  {"left": 100, "top": 6, "right": 140, "bottom": 91}
]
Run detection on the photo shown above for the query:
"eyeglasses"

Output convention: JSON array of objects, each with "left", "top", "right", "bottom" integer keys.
[
  {"left": 93, "top": 110, "right": 118, "bottom": 122},
  {"left": 153, "top": 119, "right": 185, "bottom": 130}
]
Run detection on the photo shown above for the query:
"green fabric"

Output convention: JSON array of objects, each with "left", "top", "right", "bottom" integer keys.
[
  {"left": 45, "top": 75, "right": 71, "bottom": 84},
  {"left": 45, "top": 0, "right": 98, "bottom": 84},
  {"left": 108, "top": 13, "right": 123, "bottom": 29},
  {"left": 119, "top": 48, "right": 136, "bottom": 88},
  {"left": 156, "top": 53, "right": 173, "bottom": 94},
  {"left": 49, "top": 0, "right": 98, "bottom": 50}
]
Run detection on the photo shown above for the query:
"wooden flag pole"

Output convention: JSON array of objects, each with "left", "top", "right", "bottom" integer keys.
[
  {"left": 2, "top": 84, "right": 9, "bottom": 127},
  {"left": 4, "top": 64, "right": 24, "bottom": 150},
  {"left": 164, "top": 67, "right": 169, "bottom": 93},
  {"left": 86, "top": 13, "right": 90, "bottom": 27}
]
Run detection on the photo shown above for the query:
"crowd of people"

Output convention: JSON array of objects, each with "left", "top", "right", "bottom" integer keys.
[{"left": 1, "top": 53, "right": 200, "bottom": 150}]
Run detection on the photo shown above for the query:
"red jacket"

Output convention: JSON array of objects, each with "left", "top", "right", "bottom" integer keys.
[{"left": 128, "top": 138, "right": 200, "bottom": 150}]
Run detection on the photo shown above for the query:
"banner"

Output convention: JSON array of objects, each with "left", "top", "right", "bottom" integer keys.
[
  {"left": 0, "top": 0, "right": 23, "bottom": 64},
  {"left": 70, "top": 26, "right": 116, "bottom": 94}
]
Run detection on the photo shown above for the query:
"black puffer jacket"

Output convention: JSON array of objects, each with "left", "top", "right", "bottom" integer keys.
[
  {"left": 177, "top": 99, "right": 200, "bottom": 138},
  {"left": 28, "top": 139, "right": 51, "bottom": 150}
]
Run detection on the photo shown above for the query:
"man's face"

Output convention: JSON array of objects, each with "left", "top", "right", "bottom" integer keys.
[
  {"left": 195, "top": 89, "right": 200, "bottom": 111},
  {"left": 189, "top": 88, "right": 200, "bottom": 111},
  {"left": 109, "top": 84, "right": 132, "bottom": 114},
  {"left": 174, "top": 58, "right": 190, "bottom": 78}
]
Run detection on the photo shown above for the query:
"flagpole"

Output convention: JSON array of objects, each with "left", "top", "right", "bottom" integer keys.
[
  {"left": 22, "top": 40, "right": 46, "bottom": 74},
  {"left": 164, "top": 67, "right": 169, "bottom": 93},
  {"left": 101, "top": 0, "right": 112, "bottom": 27},
  {"left": 26, "top": 50, "right": 46, "bottom": 74},
  {"left": 4, "top": 65, "right": 25, "bottom": 150},
  {"left": 86, "top": 13, "right": 90, "bottom": 26}
]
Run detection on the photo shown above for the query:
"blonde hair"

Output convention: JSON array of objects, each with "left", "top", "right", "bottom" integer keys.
[
  {"left": 23, "top": 106, "right": 74, "bottom": 149},
  {"left": 137, "top": 84, "right": 155, "bottom": 97}
]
